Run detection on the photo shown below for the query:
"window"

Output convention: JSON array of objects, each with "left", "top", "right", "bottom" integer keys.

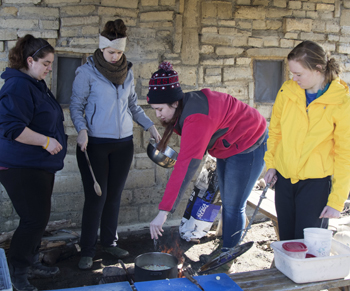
[
  {"left": 254, "top": 60, "right": 284, "bottom": 103},
  {"left": 51, "top": 55, "right": 85, "bottom": 105}
]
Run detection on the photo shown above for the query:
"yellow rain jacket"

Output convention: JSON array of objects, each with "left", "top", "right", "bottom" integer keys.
[{"left": 264, "top": 78, "right": 350, "bottom": 212}]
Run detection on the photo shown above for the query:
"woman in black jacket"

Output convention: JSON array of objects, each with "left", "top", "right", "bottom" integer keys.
[{"left": 0, "top": 35, "right": 67, "bottom": 291}]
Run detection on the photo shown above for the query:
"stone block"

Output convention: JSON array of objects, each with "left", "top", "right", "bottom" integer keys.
[
  {"left": 135, "top": 156, "right": 154, "bottom": 170},
  {"left": 205, "top": 75, "right": 221, "bottom": 84},
  {"left": 329, "top": 34, "right": 340, "bottom": 41},
  {"left": 312, "top": 20, "right": 326, "bottom": 32},
  {"left": 216, "top": 47, "right": 244, "bottom": 56},
  {"left": 98, "top": 7, "right": 138, "bottom": 18},
  {"left": 40, "top": 20, "right": 59, "bottom": 30},
  {"left": 338, "top": 45, "right": 350, "bottom": 54},
  {"left": 0, "top": 18, "right": 37, "bottom": 29},
  {"left": 223, "top": 67, "right": 252, "bottom": 82},
  {"left": 322, "top": 42, "right": 335, "bottom": 52},
  {"left": 325, "top": 21, "right": 340, "bottom": 33},
  {"left": 289, "top": 1, "right": 301, "bottom": 9},
  {"left": 141, "top": 0, "right": 158, "bottom": 6},
  {"left": 273, "top": 0, "right": 287, "bottom": 7},
  {"left": 181, "top": 28, "right": 199, "bottom": 65},
  {"left": 218, "top": 20, "right": 236, "bottom": 27},
  {"left": 246, "top": 48, "right": 290, "bottom": 57},
  {"left": 237, "top": 0, "right": 250, "bottom": 4},
  {"left": 0, "top": 7, "right": 18, "bottom": 16},
  {"left": 125, "top": 169, "right": 155, "bottom": 189},
  {"left": 0, "top": 42, "right": 3, "bottom": 52},
  {"left": 18, "top": 7, "right": 59, "bottom": 18},
  {"left": 134, "top": 187, "right": 165, "bottom": 205},
  {"left": 7, "top": 41, "right": 17, "bottom": 51},
  {"left": 129, "top": 27, "right": 156, "bottom": 39},
  {"left": 200, "top": 45, "right": 214, "bottom": 54},
  {"left": 118, "top": 206, "right": 140, "bottom": 224},
  {"left": 302, "top": 2, "right": 315, "bottom": 10},
  {"left": 345, "top": 0, "right": 350, "bottom": 8},
  {"left": 198, "top": 66, "right": 204, "bottom": 85},
  {"left": 176, "top": 65, "right": 197, "bottom": 86},
  {"left": 265, "top": 8, "right": 292, "bottom": 18},
  {"left": 284, "top": 32, "right": 298, "bottom": 39},
  {"left": 252, "top": 20, "right": 266, "bottom": 30},
  {"left": 201, "top": 59, "right": 224, "bottom": 66},
  {"left": 206, "top": 67, "right": 221, "bottom": 76},
  {"left": 60, "top": 5, "right": 96, "bottom": 16},
  {"left": 316, "top": 3, "right": 334, "bottom": 11},
  {"left": 238, "top": 21, "right": 252, "bottom": 29},
  {"left": 284, "top": 18, "right": 312, "bottom": 32},
  {"left": 70, "top": 37, "right": 98, "bottom": 46},
  {"left": 101, "top": 0, "right": 138, "bottom": 8},
  {"left": 253, "top": 0, "right": 269, "bottom": 6},
  {"left": 140, "top": 11, "right": 173, "bottom": 22},
  {"left": 173, "top": 14, "right": 182, "bottom": 54},
  {"left": 61, "top": 16, "right": 99, "bottom": 27},
  {"left": 139, "top": 204, "right": 161, "bottom": 222},
  {"left": 306, "top": 11, "right": 318, "bottom": 18},
  {"left": 293, "top": 10, "right": 306, "bottom": 18},
  {"left": 319, "top": 11, "right": 334, "bottom": 19},
  {"left": 232, "top": 36, "right": 248, "bottom": 46},
  {"left": 51, "top": 193, "right": 83, "bottom": 212},
  {"left": 248, "top": 37, "right": 263, "bottom": 47},
  {"left": 256, "top": 105, "right": 273, "bottom": 119},
  {"left": 263, "top": 36, "right": 279, "bottom": 47},
  {"left": 139, "top": 61, "right": 159, "bottom": 78},
  {"left": 341, "top": 9, "right": 350, "bottom": 26},
  {"left": 202, "top": 2, "right": 217, "bottom": 18},
  {"left": 217, "top": 2, "right": 232, "bottom": 19},
  {"left": 266, "top": 20, "right": 282, "bottom": 30},
  {"left": 0, "top": 29, "right": 17, "bottom": 40},
  {"left": 202, "top": 27, "right": 218, "bottom": 34},
  {"left": 82, "top": 26, "right": 99, "bottom": 35},
  {"left": 0, "top": 200, "right": 13, "bottom": 218},
  {"left": 300, "top": 32, "right": 325, "bottom": 41},
  {"left": 223, "top": 58, "right": 235, "bottom": 65},
  {"left": 43, "top": 0, "right": 79, "bottom": 3},
  {"left": 236, "top": 58, "right": 251, "bottom": 65},
  {"left": 234, "top": 7, "right": 266, "bottom": 20},
  {"left": 280, "top": 38, "right": 294, "bottom": 48},
  {"left": 3, "top": 0, "right": 40, "bottom": 3},
  {"left": 160, "top": 0, "right": 175, "bottom": 6},
  {"left": 53, "top": 174, "right": 82, "bottom": 194},
  {"left": 121, "top": 189, "right": 133, "bottom": 205}
]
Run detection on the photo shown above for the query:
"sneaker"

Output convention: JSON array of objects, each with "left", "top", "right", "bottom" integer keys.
[
  {"left": 102, "top": 246, "right": 129, "bottom": 259},
  {"left": 199, "top": 242, "right": 223, "bottom": 264},
  {"left": 78, "top": 257, "right": 93, "bottom": 270},
  {"left": 28, "top": 262, "right": 60, "bottom": 278},
  {"left": 9, "top": 264, "right": 38, "bottom": 291}
]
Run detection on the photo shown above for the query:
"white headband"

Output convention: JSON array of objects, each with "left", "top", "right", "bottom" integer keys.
[{"left": 99, "top": 35, "right": 126, "bottom": 51}]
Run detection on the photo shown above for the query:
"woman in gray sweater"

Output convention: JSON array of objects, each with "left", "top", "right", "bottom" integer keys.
[{"left": 70, "top": 19, "right": 160, "bottom": 270}]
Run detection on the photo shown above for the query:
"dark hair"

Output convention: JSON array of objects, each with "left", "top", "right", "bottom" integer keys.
[
  {"left": 8, "top": 34, "right": 54, "bottom": 70},
  {"left": 288, "top": 40, "right": 341, "bottom": 85},
  {"left": 157, "top": 99, "right": 183, "bottom": 152},
  {"left": 101, "top": 19, "right": 127, "bottom": 41}
]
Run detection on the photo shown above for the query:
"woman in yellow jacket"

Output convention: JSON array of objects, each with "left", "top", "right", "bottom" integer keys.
[{"left": 264, "top": 40, "right": 350, "bottom": 240}]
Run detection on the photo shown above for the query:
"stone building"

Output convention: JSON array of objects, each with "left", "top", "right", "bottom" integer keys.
[{"left": 0, "top": 0, "right": 349, "bottom": 232}]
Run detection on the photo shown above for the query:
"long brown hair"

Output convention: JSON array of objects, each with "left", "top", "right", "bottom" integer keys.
[
  {"left": 287, "top": 40, "right": 341, "bottom": 86},
  {"left": 9, "top": 34, "right": 54, "bottom": 70},
  {"left": 157, "top": 99, "right": 183, "bottom": 152}
]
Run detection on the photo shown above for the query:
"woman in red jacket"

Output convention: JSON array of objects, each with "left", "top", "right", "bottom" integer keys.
[{"left": 147, "top": 62, "right": 267, "bottom": 266}]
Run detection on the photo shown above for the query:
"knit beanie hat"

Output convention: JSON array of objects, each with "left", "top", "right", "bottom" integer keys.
[{"left": 147, "top": 62, "right": 183, "bottom": 104}]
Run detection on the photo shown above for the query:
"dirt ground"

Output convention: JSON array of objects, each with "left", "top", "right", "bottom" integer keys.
[{"left": 29, "top": 219, "right": 277, "bottom": 290}]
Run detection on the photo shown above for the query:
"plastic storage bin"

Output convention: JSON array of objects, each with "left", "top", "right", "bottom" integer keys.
[
  {"left": 271, "top": 239, "right": 350, "bottom": 284},
  {"left": 0, "top": 248, "right": 12, "bottom": 291},
  {"left": 282, "top": 242, "right": 308, "bottom": 259}
]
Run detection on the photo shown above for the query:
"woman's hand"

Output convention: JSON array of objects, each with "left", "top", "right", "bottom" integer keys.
[
  {"left": 319, "top": 206, "right": 341, "bottom": 219},
  {"left": 45, "top": 137, "right": 63, "bottom": 155},
  {"left": 264, "top": 168, "right": 278, "bottom": 187},
  {"left": 150, "top": 210, "right": 169, "bottom": 239},
  {"left": 77, "top": 129, "right": 88, "bottom": 151},
  {"left": 148, "top": 125, "right": 161, "bottom": 143}
]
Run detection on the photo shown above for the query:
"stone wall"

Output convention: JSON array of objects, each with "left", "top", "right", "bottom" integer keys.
[{"left": 0, "top": 0, "right": 349, "bottom": 232}]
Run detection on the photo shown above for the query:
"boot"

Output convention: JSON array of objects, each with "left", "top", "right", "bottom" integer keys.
[
  {"left": 102, "top": 246, "right": 129, "bottom": 259},
  {"left": 199, "top": 241, "right": 224, "bottom": 264},
  {"left": 9, "top": 264, "right": 38, "bottom": 291},
  {"left": 28, "top": 262, "right": 60, "bottom": 278}
]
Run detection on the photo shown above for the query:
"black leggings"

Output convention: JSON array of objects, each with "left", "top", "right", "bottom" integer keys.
[
  {"left": 0, "top": 168, "right": 54, "bottom": 268},
  {"left": 76, "top": 140, "right": 134, "bottom": 257},
  {"left": 275, "top": 171, "right": 331, "bottom": 240}
]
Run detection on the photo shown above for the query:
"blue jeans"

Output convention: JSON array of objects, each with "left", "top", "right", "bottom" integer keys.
[{"left": 216, "top": 134, "right": 268, "bottom": 249}]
